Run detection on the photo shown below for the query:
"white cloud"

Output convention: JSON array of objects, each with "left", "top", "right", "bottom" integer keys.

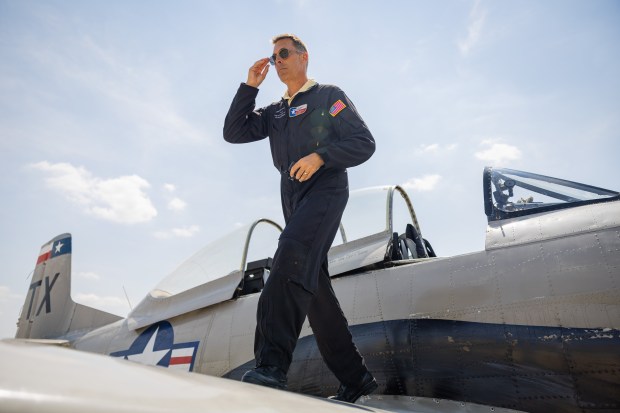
[
  {"left": 163, "top": 184, "right": 187, "bottom": 211},
  {"left": 419, "top": 143, "right": 459, "bottom": 153},
  {"left": 474, "top": 142, "right": 522, "bottom": 164},
  {"left": 458, "top": 0, "right": 487, "bottom": 56},
  {"left": 402, "top": 174, "right": 442, "bottom": 192},
  {"left": 172, "top": 226, "right": 199, "bottom": 237},
  {"left": 421, "top": 143, "right": 440, "bottom": 152},
  {"left": 168, "top": 197, "right": 187, "bottom": 212},
  {"left": 153, "top": 225, "right": 200, "bottom": 239},
  {"left": 74, "top": 293, "right": 127, "bottom": 314},
  {"left": 30, "top": 161, "right": 157, "bottom": 224},
  {"left": 77, "top": 271, "right": 101, "bottom": 281}
]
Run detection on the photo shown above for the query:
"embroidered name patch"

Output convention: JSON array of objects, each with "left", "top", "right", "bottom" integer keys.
[
  {"left": 289, "top": 104, "right": 307, "bottom": 117},
  {"left": 329, "top": 100, "right": 346, "bottom": 117},
  {"left": 274, "top": 108, "right": 286, "bottom": 119}
]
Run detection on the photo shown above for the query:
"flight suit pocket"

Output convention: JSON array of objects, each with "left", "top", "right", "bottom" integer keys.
[{"left": 271, "top": 237, "right": 315, "bottom": 294}]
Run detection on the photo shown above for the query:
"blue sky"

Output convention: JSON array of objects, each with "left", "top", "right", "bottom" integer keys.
[{"left": 1, "top": 0, "right": 619, "bottom": 338}]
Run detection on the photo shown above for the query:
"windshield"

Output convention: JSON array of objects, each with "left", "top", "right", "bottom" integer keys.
[
  {"left": 485, "top": 167, "right": 620, "bottom": 220},
  {"left": 153, "top": 220, "right": 282, "bottom": 296}
]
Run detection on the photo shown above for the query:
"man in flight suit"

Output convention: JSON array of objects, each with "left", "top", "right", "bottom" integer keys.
[{"left": 223, "top": 34, "right": 377, "bottom": 403}]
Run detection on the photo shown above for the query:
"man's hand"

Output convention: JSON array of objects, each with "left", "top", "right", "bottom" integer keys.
[
  {"left": 290, "top": 153, "right": 325, "bottom": 182},
  {"left": 246, "top": 58, "right": 270, "bottom": 88}
]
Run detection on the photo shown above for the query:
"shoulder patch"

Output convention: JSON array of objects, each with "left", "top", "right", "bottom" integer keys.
[{"left": 329, "top": 100, "right": 346, "bottom": 117}]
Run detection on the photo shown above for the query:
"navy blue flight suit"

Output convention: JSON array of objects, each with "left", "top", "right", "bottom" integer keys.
[{"left": 223, "top": 82, "right": 375, "bottom": 387}]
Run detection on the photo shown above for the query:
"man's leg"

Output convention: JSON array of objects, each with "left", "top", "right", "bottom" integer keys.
[
  {"left": 245, "top": 187, "right": 348, "bottom": 387},
  {"left": 307, "top": 261, "right": 368, "bottom": 386},
  {"left": 244, "top": 246, "right": 314, "bottom": 389},
  {"left": 253, "top": 237, "right": 314, "bottom": 371}
]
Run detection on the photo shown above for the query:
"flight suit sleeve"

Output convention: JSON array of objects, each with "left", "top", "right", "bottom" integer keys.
[
  {"left": 315, "top": 88, "right": 375, "bottom": 169},
  {"left": 223, "top": 83, "right": 269, "bottom": 144}
]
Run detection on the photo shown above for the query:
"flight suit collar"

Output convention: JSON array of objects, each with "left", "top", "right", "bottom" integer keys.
[{"left": 283, "top": 79, "right": 317, "bottom": 105}]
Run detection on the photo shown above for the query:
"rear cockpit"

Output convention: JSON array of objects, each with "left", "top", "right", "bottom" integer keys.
[
  {"left": 233, "top": 186, "right": 437, "bottom": 294},
  {"left": 328, "top": 185, "right": 436, "bottom": 276}
]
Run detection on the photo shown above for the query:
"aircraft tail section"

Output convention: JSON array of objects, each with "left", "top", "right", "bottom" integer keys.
[{"left": 15, "top": 234, "right": 121, "bottom": 340}]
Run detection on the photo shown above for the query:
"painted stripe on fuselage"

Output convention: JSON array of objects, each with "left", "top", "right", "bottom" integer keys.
[{"left": 224, "top": 319, "right": 620, "bottom": 413}]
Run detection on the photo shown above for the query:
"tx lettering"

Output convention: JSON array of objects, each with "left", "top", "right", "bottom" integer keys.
[{"left": 26, "top": 273, "right": 60, "bottom": 319}]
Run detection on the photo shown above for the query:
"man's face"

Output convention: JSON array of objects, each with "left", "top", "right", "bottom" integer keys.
[{"left": 272, "top": 38, "right": 307, "bottom": 83}]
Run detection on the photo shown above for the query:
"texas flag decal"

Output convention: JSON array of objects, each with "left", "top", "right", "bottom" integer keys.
[
  {"left": 329, "top": 100, "right": 346, "bottom": 117},
  {"left": 289, "top": 104, "right": 307, "bottom": 117},
  {"left": 36, "top": 236, "right": 72, "bottom": 265}
]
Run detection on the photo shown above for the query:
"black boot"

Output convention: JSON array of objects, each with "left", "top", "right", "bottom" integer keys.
[
  {"left": 329, "top": 371, "right": 378, "bottom": 403},
  {"left": 241, "top": 366, "right": 288, "bottom": 390}
]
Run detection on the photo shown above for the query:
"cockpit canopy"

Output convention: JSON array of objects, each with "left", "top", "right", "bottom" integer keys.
[{"left": 484, "top": 167, "right": 619, "bottom": 221}]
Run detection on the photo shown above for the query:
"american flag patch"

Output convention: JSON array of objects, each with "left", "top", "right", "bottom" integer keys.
[{"left": 329, "top": 100, "right": 346, "bottom": 117}]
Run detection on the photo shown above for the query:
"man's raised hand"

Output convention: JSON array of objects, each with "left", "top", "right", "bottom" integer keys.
[{"left": 246, "top": 58, "right": 270, "bottom": 88}]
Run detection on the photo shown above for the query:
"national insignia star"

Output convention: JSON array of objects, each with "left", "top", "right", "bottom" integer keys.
[{"left": 126, "top": 327, "right": 169, "bottom": 366}]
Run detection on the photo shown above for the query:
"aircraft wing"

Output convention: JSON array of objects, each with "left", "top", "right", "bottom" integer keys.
[{"left": 0, "top": 340, "right": 393, "bottom": 413}]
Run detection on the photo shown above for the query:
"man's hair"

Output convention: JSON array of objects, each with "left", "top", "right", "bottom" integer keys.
[{"left": 272, "top": 34, "right": 308, "bottom": 53}]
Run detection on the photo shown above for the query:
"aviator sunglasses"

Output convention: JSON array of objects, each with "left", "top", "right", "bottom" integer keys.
[{"left": 269, "top": 48, "right": 301, "bottom": 65}]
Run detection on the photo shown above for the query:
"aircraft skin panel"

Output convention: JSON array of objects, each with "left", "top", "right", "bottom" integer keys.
[
  {"left": 336, "top": 231, "right": 618, "bottom": 330},
  {"left": 359, "top": 226, "right": 619, "bottom": 330},
  {"left": 1, "top": 340, "right": 400, "bottom": 413},
  {"left": 228, "top": 296, "right": 261, "bottom": 371},
  {"left": 73, "top": 319, "right": 124, "bottom": 355},
  {"left": 67, "top": 303, "right": 123, "bottom": 338},
  {"left": 223, "top": 319, "right": 620, "bottom": 413},
  {"left": 486, "top": 201, "right": 620, "bottom": 250},
  {"left": 328, "top": 231, "right": 391, "bottom": 275},
  {"left": 126, "top": 270, "right": 244, "bottom": 331},
  {"left": 202, "top": 303, "right": 235, "bottom": 375},
  {"left": 349, "top": 271, "right": 385, "bottom": 323},
  {"left": 547, "top": 234, "right": 617, "bottom": 297}
]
